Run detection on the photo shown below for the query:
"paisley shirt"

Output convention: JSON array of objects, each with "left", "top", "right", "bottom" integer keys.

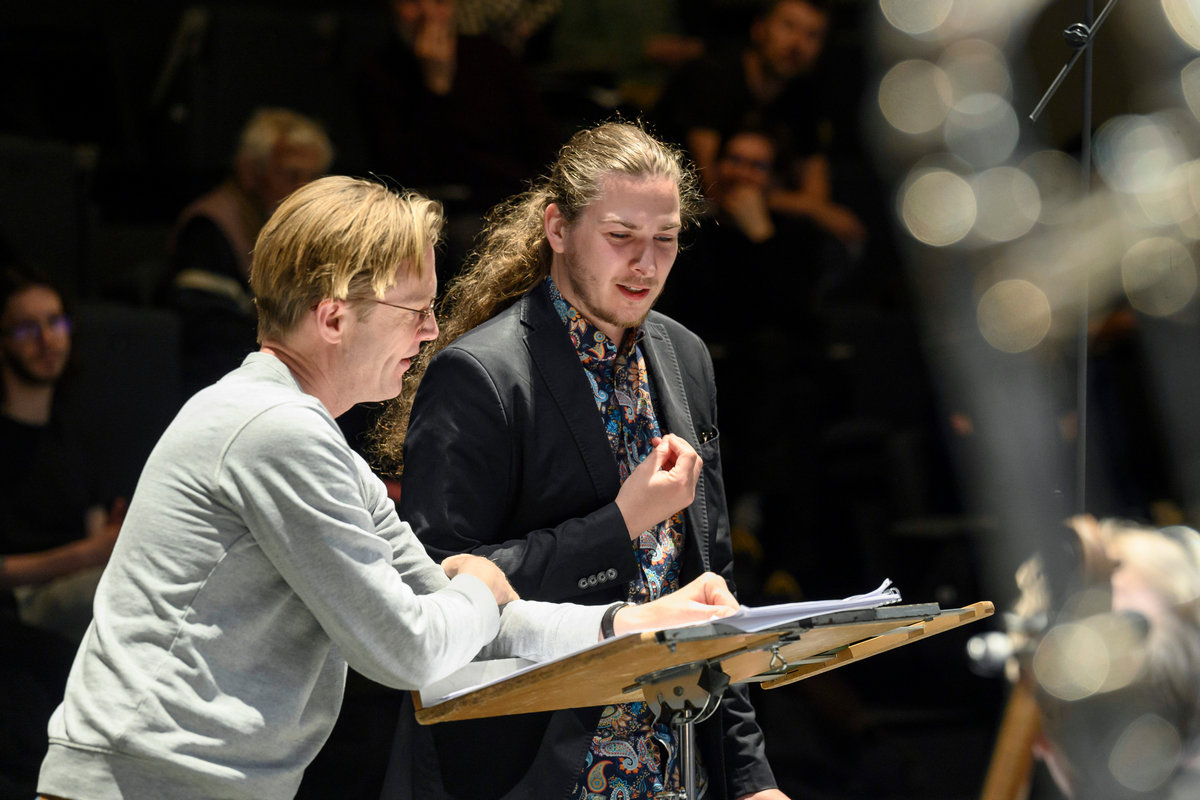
[{"left": 547, "top": 278, "right": 702, "bottom": 799}]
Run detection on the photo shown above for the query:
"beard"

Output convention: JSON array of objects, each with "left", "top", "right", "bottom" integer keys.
[
  {"left": 1, "top": 345, "right": 67, "bottom": 387},
  {"left": 559, "top": 248, "right": 663, "bottom": 338}
]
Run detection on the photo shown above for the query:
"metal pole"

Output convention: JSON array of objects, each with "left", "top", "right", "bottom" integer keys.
[
  {"left": 676, "top": 715, "right": 697, "bottom": 800},
  {"left": 1075, "top": 0, "right": 1094, "bottom": 513}
]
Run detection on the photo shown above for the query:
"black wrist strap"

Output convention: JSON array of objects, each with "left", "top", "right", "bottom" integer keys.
[{"left": 601, "top": 601, "right": 629, "bottom": 639}]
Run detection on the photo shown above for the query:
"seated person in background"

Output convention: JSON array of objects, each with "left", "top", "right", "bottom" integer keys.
[
  {"left": 356, "top": 0, "right": 559, "bottom": 275},
  {"left": 0, "top": 266, "right": 124, "bottom": 642},
  {"left": 0, "top": 266, "right": 124, "bottom": 797},
  {"left": 35, "top": 175, "right": 739, "bottom": 800},
  {"left": 657, "top": 125, "right": 831, "bottom": 607},
  {"left": 537, "top": 0, "right": 705, "bottom": 111},
  {"left": 1010, "top": 516, "right": 1200, "bottom": 798},
  {"left": 453, "top": 0, "right": 561, "bottom": 56},
  {"left": 165, "top": 107, "right": 333, "bottom": 394},
  {"left": 652, "top": 0, "right": 865, "bottom": 253}
]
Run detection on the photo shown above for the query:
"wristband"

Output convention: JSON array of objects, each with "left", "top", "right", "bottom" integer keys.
[{"left": 601, "top": 601, "right": 630, "bottom": 639}]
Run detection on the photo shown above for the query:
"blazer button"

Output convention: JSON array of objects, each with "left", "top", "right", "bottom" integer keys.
[
  {"left": 587, "top": 575, "right": 599, "bottom": 587},
  {"left": 578, "top": 578, "right": 589, "bottom": 589},
  {"left": 606, "top": 568, "right": 618, "bottom": 580}
]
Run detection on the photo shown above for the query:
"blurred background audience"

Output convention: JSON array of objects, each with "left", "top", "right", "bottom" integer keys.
[{"left": 163, "top": 107, "right": 333, "bottom": 394}]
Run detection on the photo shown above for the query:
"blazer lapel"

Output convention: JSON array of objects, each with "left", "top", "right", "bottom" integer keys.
[
  {"left": 521, "top": 289, "right": 621, "bottom": 503},
  {"left": 642, "top": 319, "right": 711, "bottom": 573}
]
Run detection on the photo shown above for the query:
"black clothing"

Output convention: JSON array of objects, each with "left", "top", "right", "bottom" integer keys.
[
  {"left": 357, "top": 34, "right": 559, "bottom": 213},
  {"left": 383, "top": 285, "right": 776, "bottom": 800},
  {"left": 0, "top": 412, "right": 93, "bottom": 556},
  {"left": 653, "top": 47, "right": 822, "bottom": 157}
]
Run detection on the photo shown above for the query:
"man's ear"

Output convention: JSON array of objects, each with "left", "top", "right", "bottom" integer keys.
[
  {"left": 545, "top": 203, "right": 568, "bottom": 254},
  {"left": 313, "top": 298, "right": 346, "bottom": 344}
]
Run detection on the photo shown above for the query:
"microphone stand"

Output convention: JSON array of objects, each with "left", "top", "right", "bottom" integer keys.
[{"left": 1028, "top": 0, "right": 1120, "bottom": 512}]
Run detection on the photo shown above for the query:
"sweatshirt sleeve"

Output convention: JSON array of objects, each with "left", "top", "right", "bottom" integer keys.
[
  {"left": 479, "top": 599, "right": 608, "bottom": 663},
  {"left": 217, "top": 401, "right": 500, "bottom": 690}
]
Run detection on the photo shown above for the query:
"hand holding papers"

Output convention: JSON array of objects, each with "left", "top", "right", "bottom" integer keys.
[
  {"left": 711, "top": 578, "right": 903, "bottom": 633},
  {"left": 611, "top": 571, "right": 739, "bottom": 635},
  {"left": 418, "top": 580, "right": 904, "bottom": 708}
]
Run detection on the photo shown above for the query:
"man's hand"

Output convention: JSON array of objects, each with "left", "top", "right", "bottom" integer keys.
[
  {"left": 441, "top": 554, "right": 519, "bottom": 606},
  {"left": 721, "top": 185, "right": 776, "bottom": 243},
  {"left": 86, "top": 497, "right": 127, "bottom": 541},
  {"left": 611, "top": 572, "right": 738, "bottom": 635},
  {"left": 79, "top": 497, "right": 126, "bottom": 566},
  {"left": 615, "top": 434, "right": 702, "bottom": 540}
]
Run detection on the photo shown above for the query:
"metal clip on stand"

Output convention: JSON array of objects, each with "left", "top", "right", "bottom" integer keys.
[
  {"left": 1029, "top": 0, "right": 1120, "bottom": 123},
  {"left": 639, "top": 661, "right": 731, "bottom": 800}
]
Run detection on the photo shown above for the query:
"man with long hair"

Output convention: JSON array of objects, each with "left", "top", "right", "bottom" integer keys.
[
  {"left": 379, "top": 122, "right": 787, "bottom": 800},
  {"left": 36, "top": 176, "right": 736, "bottom": 800}
]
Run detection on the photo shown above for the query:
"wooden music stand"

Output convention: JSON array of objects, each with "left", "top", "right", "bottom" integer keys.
[{"left": 413, "top": 600, "right": 994, "bottom": 799}]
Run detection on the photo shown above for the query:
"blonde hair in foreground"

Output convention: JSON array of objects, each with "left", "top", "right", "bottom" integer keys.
[
  {"left": 372, "top": 120, "right": 702, "bottom": 472},
  {"left": 250, "top": 175, "right": 443, "bottom": 341}
]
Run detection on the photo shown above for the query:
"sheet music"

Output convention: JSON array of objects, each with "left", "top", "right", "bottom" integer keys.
[
  {"left": 714, "top": 578, "right": 902, "bottom": 633},
  {"left": 417, "top": 580, "right": 902, "bottom": 707}
]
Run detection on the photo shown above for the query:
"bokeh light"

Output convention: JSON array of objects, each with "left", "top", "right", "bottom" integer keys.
[
  {"left": 1121, "top": 237, "right": 1198, "bottom": 316},
  {"left": 977, "top": 279, "right": 1052, "bottom": 353},
  {"left": 1108, "top": 714, "right": 1182, "bottom": 793},
  {"left": 1183, "top": 159, "right": 1200, "bottom": 238},
  {"left": 1019, "top": 150, "right": 1083, "bottom": 226},
  {"left": 1184, "top": 58, "right": 1200, "bottom": 123},
  {"left": 878, "top": 60, "right": 954, "bottom": 134},
  {"left": 1094, "top": 115, "right": 1189, "bottom": 196},
  {"left": 972, "top": 166, "right": 1040, "bottom": 242},
  {"left": 1033, "top": 621, "right": 1110, "bottom": 701},
  {"left": 938, "top": 0, "right": 1021, "bottom": 41},
  {"left": 901, "top": 169, "right": 977, "bottom": 245},
  {"left": 1162, "top": 0, "right": 1200, "bottom": 49},
  {"left": 944, "top": 92, "right": 1020, "bottom": 167},
  {"left": 880, "top": 0, "right": 954, "bottom": 36},
  {"left": 939, "top": 39, "right": 1012, "bottom": 102}
]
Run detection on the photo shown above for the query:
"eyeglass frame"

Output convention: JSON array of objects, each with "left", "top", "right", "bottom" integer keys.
[
  {"left": 371, "top": 299, "right": 436, "bottom": 327},
  {"left": 1, "top": 314, "right": 73, "bottom": 343}
]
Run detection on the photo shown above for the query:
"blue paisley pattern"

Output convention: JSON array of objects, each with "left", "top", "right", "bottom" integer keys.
[{"left": 547, "top": 278, "right": 703, "bottom": 799}]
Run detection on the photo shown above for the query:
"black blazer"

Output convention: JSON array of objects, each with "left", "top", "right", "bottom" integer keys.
[{"left": 383, "top": 285, "right": 776, "bottom": 800}]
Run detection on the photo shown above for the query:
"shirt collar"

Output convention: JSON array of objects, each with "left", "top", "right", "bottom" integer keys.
[{"left": 544, "top": 277, "right": 644, "bottom": 365}]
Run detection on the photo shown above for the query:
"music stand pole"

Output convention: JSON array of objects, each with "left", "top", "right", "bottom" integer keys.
[
  {"left": 1029, "top": 0, "right": 1119, "bottom": 511},
  {"left": 641, "top": 661, "right": 730, "bottom": 799}
]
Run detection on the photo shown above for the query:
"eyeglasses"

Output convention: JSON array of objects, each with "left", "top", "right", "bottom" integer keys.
[
  {"left": 722, "top": 154, "right": 773, "bottom": 172},
  {"left": 373, "top": 299, "right": 436, "bottom": 327},
  {"left": 1, "top": 314, "right": 72, "bottom": 342}
]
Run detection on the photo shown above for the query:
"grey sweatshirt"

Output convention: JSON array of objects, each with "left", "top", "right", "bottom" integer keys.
[{"left": 39, "top": 352, "right": 605, "bottom": 800}]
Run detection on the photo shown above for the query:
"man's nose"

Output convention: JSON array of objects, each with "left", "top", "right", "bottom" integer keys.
[{"left": 631, "top": 242, "right": 657, "bottom": 275}]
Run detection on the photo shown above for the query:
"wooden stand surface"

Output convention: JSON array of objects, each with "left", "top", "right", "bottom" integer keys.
[{"left": 414, "top": 601, "right": 994, "bottom": 726}]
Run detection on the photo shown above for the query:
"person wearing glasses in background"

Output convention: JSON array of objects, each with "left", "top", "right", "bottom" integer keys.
[
  {"left": 0, "top": 266, "right": 125, "bottom": 641},
  {"left": 0, "top": 265, "right": 126, "bottom": 796},
  {"left": 34, "top": 175, "right": 740, "bottom": 800}
]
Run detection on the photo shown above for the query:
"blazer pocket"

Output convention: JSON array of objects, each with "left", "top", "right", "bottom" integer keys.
[{"left": 695, "top": 426, "right": 720, "bottom": 461}]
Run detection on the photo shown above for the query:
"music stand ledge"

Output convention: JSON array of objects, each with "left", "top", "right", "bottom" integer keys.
[{"left": 412, "top": 601, "right": 994, "bottom": 726}]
